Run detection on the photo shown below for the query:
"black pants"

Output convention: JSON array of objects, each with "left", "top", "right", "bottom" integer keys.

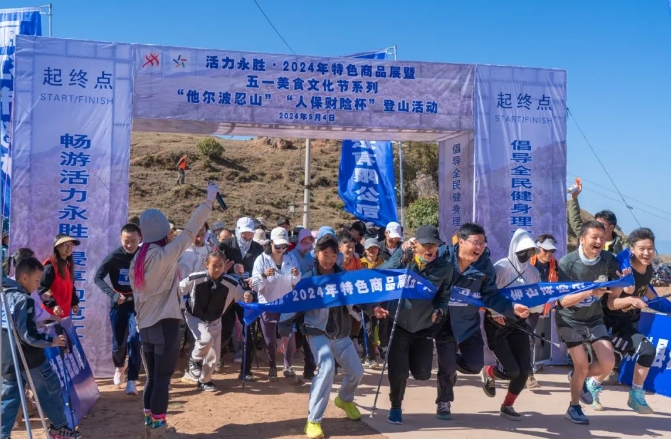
[
  {"left": 435, "top": 318, "right": 484, "bottom": 403},
  {"left": 387, "top": 325, "right": 434, "bottom": 408},
  {"left": 140, "top": 318, "right": 181, "bottom": 415},
  {"left": 483, "top": 318, "right": 532, "bottom": 396},
  {"left": 220, "top": 303, "right": 253, "bottom": 375}
]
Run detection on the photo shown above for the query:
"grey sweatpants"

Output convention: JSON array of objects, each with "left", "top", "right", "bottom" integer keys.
[{"left": 184, "top": 311, "right": 221, "bottom": 383}]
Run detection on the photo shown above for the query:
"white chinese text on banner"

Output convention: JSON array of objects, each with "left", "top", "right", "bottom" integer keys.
[
  {"left": 11, "top": 36, "right": 132, "bottom": 377},
  {"left": 0, "top": 7, "right": 41, "bottom": 221}
]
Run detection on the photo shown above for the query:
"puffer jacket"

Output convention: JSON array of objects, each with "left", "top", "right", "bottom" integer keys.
[
  {"left": 130, "top": 203, "right": 211, "bottom": 329},
  {"left": 439, "top": 243, "right": 516, "bottom": 343}
]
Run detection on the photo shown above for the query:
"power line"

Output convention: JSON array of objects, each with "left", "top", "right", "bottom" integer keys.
[
  {"left": 582, "top": 188, "right": 671, "bottom": 225},
  {"left": 252, "top": 0, "right": 296, "bottom": 54},
  {"left": 567, "top": 108, "right": 642, "bottom": 227},
  {"left": 569, "top": 173, "right": 671, "bottom": 219}
]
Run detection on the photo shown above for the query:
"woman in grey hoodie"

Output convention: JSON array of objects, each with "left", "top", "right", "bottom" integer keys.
[{"left": 130, "top": 182, "right": 218, "bottom": 439}]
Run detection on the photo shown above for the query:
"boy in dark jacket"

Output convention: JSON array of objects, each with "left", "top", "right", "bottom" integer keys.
[
  {"left": 378, "top": 225, "right": 453, "bottom": 425},
  {"left": 434, "top": 223, "right": 529, "bottom": 421},
  {"left": 1, "top": 257, "right": 81, "bottom": 439},
  {"left": 94, "top": 223, "right": 142, "bottom": 394}
]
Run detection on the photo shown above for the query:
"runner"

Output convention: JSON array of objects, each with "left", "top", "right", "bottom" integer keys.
[
  {"left": 599, "top": 227, "right": 657, "bottom": 414},
  {"left": 555, "top": 220, "right": 624, "bottom": 425},
  {"left": 94, "top": 223, "right": 143, "bottom": 395},
  {"left": 481, "top": 229, "right": 540, "bottom": 421}
]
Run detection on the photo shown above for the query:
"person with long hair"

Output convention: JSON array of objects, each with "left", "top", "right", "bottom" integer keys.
[
  {"left": 130, "top": 182, "right": 217, "bottom": 439},
  {"left": 37, "top": 234, "right": 80, "bottom": 320},
  {"left": 251, "top": 227, "right": 301, "bottom": 380}
]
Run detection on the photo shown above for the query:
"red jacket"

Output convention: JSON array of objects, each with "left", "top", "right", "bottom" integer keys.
[{"left": 40, "top": 259, "right": 77, "bottom": 316}]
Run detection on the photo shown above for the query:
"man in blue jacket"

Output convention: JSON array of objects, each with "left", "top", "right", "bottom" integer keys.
[{"left": 434, "top": 223, "right": 529, "bottom": 420}]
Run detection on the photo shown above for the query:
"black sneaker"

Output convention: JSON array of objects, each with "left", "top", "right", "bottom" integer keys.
[
  {"left": 500, "top": 405, "right": 522, "bottom": 421},
  {"left": 481, "top": 368, "right": 496, "bottom": 398},
  {"left": 197, "top": 381, "right": 217, "bottom": 392},
  {"left": 268, "top": 367, "right": 278, "bottom": 381},
  {"left": 436, "top": 401, "right": 452, "bottom": 420}
]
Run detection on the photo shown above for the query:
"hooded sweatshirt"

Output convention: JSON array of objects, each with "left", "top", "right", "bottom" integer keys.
[
  {"left": 492, "top": 229, "right": 542, "bottom": 317},
  {"left": 130, "top": 203, "right": 211, "bottom": 329}
]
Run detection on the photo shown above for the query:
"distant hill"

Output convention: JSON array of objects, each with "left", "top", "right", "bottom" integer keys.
[{"left": 128, "top": 132, "right": 671, "bottom": 262}]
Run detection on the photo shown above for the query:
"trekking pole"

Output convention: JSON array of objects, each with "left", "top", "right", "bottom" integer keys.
[
  {"left": 55, "top": 324, "right": 78, "bottom": 429},
  {"left": 508, "top": 321, "right": 562, "bottom": 348},
  {"left": 241, "top": 322, "right": 248, "bottom": 389},
  {"left": 370, "top": 299, "right": 402, "bottom": 419},
  {"left": 360, "top": 310, "right": 370, "bottom": 362},
  {"left": 1, "top": 293, "right": 39, "bottom": 438}
]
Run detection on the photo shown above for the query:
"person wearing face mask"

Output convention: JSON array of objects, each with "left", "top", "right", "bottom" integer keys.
[
  {"left": 218, "top": 217, "right": 264, "bottom": 381},
  {"left": 251, "top": 227, "right": 302, "bottom": 380},
  {"left": 480, "top": 229, "right": 541, "bottom": 421},
  {"left": 377, "top": 225, "right": 453, "bottom": 425},
  {"left": 433, "top": 223, "right": 530, "bottom": 421},
  {"left": 290, "top": 229, "right": 316, "bottom": 273},
  {"left": 94, "top": 223, "right": 144, "bottom": 395}
]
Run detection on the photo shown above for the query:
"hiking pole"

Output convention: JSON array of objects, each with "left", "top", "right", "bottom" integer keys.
[
  {"left": 241, "top": 322, "right": 248, "bottom": 389},
  {"left": 508, "top": 321, "right": 562, "bottom": 348},
  {"left": 360, "top": 310, "right": 370, "bottom": 363},
  {"left": 370, "top": 299, "right": 402, "bottom": 419},
  {"left": 55, "top": 324, "right": 78, "bottom": 430}
]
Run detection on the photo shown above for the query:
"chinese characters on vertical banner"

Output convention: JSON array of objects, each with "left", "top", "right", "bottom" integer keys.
[
  {"left": 510, "top": 140, "right": 533, "bottom": 235},
  {"left": 451, "top": 142, "right": 462, "bottom": 232},
  {"left": 58, "top": 133, "right": 90, "bottom": 332}
]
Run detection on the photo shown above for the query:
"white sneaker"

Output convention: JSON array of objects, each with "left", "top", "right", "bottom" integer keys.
[
  {"left": 125, "top": 380, "right": 138, "bottom": 395},
  {"left": 113, "top": 366, "right": 126, "bottom": 386}
]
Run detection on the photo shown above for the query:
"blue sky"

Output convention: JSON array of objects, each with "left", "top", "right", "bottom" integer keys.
[{"left": 6, "top": 0, "right": 671, "bottom": 252}]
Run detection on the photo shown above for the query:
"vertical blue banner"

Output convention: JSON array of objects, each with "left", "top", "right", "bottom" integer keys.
[
  {"left": 473, "top": 65, "right": 567, "bottom": 261},
  {"left": 338, "top": 140, "right": 399, "bottom": 227},
  {"left": 0, "top": 7, "right": 42, "bottom": 221},
  {"left": 338, "top": 49, "right": 398, "bottom": 227}
]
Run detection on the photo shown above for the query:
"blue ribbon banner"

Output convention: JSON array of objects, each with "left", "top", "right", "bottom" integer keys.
[
  {"left": 617, "top": 248, "right": 671, "bottom": 314},
  {"left": 240, "top": 268, "right": 437, "bottom": 325},
  {"left": 338, "top": 140, "right": 399, "bottom": 227},
  {"left": 0, "top": 7, "right": 42, "bottom": 219},
  {"left": 450, "top": 275, "right": 635, "bottom": 309}
]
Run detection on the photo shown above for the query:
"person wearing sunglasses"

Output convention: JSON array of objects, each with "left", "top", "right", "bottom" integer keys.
[
  {"left": 251, "top": 227, "right": 302, "bottom": 381},
  {"left": 525, "top": 234, "right": 561, "bottom": 389},
  {"left": 480, "top": 229, "right": 541, "bottom": 421}
]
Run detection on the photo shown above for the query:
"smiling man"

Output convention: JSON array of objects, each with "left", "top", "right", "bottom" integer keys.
[
  {"left": 434, "top": 223, "right": 529, "bottom": 421},
  {"left": 556, "top": 220, "right": 624, "bottom": 425}
]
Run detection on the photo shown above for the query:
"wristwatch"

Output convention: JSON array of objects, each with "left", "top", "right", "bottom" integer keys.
[{"left": 261, "top": 273, "right": 267, "bottom": 279}]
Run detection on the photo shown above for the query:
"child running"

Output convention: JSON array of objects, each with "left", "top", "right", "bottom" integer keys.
[{"left": 179, "top": 250, "right": 253, "bottom": 391}]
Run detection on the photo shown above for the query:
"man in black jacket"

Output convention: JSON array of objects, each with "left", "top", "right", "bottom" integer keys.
[
  {"left": 218, "top": 217, "right": 264, "bottom": 380},
  {"left": 94, "top": 223, "right": 142, "bottom": 395}
]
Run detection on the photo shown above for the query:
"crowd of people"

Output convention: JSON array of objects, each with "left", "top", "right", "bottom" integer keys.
[{"left": 0, "top": 180, "right": 665, "bottom": 439}]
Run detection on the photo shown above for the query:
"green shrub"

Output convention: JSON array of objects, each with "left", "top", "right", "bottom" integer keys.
[
  {"left": 197, "top": 137, "right": 225, "bottom": 160},
  {"left": 406, "top": 195, "right": 439, "bottom": 229}
]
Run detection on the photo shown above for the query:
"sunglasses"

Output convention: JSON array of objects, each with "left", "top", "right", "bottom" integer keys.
[{"left": 274, "top": 244, "right": 289, "bottom": 250}]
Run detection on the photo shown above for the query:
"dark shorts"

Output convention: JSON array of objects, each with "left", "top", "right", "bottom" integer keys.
[
  {"left": 608, "top": 323, "right": 646, "bottom": 356},
  {"left": 556, "top": 320, "right": 611, "bottom": 349}
]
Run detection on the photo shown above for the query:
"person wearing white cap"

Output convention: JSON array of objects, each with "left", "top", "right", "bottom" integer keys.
[
  {"left": 481, "top": 229, "right": 540, "bottom": 421},
  {"left": 129, "top": 182, "right": 217, "bottom": 438},
  {"left": 37, "top": 234, "right": 81, "bottom": 320},
  {"left": 218, "top": 217, "right": 264, "bottom": 381},
  {"left": 526, "top": 234, "right": 560, "bottom": 389},
  {"left": 380, "top": 222, "right": 403, "bottom": 261},
  {"left": 251, "top": 227, "right": 301, "bottom": 380},
  {"left": 253, "top": 229, "right": 269, "bottom": 248}
]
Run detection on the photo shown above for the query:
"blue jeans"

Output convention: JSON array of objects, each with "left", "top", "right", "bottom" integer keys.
[
  {"left": 1, "top": 361, "right": 67, "bottom": 438},
  {"left": 110, "top": 301, "right": 141, "bottom": 381},
  {"left": 307, "top": 335, "right": 363, "bottom": 423}
]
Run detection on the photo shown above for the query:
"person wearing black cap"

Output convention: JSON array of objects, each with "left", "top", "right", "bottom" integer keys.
[
  {"left": 37, "top": 234, "right": 81, "bottom": 320},
  {"left": 377, "top": 225, "right": 453, "bottom": 425}
]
